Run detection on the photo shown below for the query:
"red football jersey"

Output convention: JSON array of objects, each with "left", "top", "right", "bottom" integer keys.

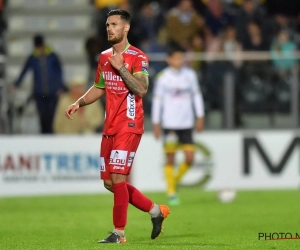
[{"left": 94, "top": 43, "right": 149, "bottom": 135}]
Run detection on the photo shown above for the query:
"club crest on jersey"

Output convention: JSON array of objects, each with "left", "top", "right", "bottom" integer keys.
[
  {"left": 127, "top": 93, "right": 135, "bottom": 120},
  {"left": 142, "top": 61, "right": 148, "bottom": 68},
  {"left": 125, "top": 49, "right": 138, "bottom": 55}
]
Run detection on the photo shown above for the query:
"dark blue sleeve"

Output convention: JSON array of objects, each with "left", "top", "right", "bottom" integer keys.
[
  {"left": 53, "top": 53, "right": 64, "bottom": 89},
  {"left": 14, "top": 56, "right": 33, "bottom": 88}
]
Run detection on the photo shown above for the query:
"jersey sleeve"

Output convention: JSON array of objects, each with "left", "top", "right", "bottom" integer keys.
[
  {"left": 191, "top": 70, "right": 205, "bottom": 118},
  {"left": 151, "top": 72, "right": 164, "bottom": 124},
  {"left": 132, "top": 52, "right": 149, "bottom": 76},
  {"left": 94, "top": 54, "right": 105, "bottom": 88}
]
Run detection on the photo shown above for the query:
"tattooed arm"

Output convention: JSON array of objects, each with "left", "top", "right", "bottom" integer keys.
[
  {"left": 76, "top": 86, "right": 105, "bottom": 107},
  {"left": 65, "top": 86, "right": 105, "bottom": 119},
  {"left": 119, "top": 65, "right": 149, "bottom": 97}
]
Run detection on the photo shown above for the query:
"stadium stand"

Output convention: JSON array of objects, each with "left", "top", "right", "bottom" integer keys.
[{"left": 5, "top": 0, "right": 94, "bottom": 133}]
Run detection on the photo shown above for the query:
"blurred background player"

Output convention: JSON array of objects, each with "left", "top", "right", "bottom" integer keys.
[
  {"left": 152, "top": 46, "right": 205, "bottom": 206},
  {"left": 13, "top": 34, "right": 65, "bottom": 134},
  {"left": 53, "top": 76, "right": 104, "bottom": 134},
  {"left": 65, "top": 9, "right": 169, "bottom": 244}
]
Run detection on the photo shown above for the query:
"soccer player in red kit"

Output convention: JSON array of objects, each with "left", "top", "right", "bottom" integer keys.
[{"left": 65, "top": 9, "right": 169, "bottom": 244}]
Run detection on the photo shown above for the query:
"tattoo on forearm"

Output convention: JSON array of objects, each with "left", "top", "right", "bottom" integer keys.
[
  {"left": 119, "top": 66, "right": 148, "bottom": 96},
  {"left": 78, "top": 98, "right": 86, "bottom": 107}
]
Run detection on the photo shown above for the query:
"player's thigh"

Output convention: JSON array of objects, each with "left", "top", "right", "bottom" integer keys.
[
  {"left": 163, "top": 129, "right": 179, "bottom": 154},
  {"left": 100, "top": 135, "right": 113, "bottom": 180},
  {"left": 109, "top": 132, "right": 142, "bottom": 175},
  {"left": 178, "top": 129, "right": 196, "bottom": 164}
]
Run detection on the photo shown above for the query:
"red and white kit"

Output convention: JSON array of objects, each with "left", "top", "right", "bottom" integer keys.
[{"left": 94, "top": 43, "right": 149, "bottom": 179}]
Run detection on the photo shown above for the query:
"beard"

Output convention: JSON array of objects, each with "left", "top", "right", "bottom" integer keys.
[{"left": 108, "top": 34, "right": 124, "bottom": 45}]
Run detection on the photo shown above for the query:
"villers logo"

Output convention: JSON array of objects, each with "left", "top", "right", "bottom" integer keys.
[
  {"left": 103, "top": 71, "right": 123, "bottom": 82},
  {"left": 109, "top": 150, "right": 127, "bottom": 165}
]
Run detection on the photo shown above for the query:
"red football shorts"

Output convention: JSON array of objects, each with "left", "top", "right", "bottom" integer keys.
[{"left": 100, "top": 132, "right": 142, "bottom": 180}]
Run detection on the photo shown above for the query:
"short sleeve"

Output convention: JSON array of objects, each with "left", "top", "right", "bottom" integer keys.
[
  {"left": 132, "top": 53, "right": 149, "bottom": 76},
  {"left": 190, "top": 70, "right": 200, "bottom": 93},
  {"left": 94, "top": 55, "right": 105, "bottom": 88},
  {"left": 153, "top": 71, "right": 164, "bottom": 97}
]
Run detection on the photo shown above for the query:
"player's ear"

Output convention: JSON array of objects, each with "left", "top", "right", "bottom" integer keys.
[{"left": 124, "top": 24, "right": 130, "bottom": 32}]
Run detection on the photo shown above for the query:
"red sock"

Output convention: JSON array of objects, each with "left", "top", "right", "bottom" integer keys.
[
  {"left": 113, "top": 182, "right": 129, "bottom": 229},
  {"left": 127, "top": 183, "right": 153, "bottom": 212}
]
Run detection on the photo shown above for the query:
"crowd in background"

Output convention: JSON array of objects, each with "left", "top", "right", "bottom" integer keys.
[
  {"left": 87, "top": 0, "right": 300, "bottom": 127},
  {"left": 3, "top": 0, "right": 300, "bottom": 134}
]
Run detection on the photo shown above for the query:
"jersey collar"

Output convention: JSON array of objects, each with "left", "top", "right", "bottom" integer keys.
[
  {"left": 122, "top": 43, "right": 130, "bottom": 53},
  {"left": 112, "top": 43, "right": 130, "bottom": 55}
]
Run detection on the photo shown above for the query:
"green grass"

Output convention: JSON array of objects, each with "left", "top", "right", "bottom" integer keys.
[{"left": 0, "top": 188, "right": 300, "bottom": 250}]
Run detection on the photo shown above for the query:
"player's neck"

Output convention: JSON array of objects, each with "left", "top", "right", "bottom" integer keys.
[
  {"left": 112, "top": 39, "right": 129, "bottom": 55},
  {"left": 170, "top": 66, "right": 182, "bottom": 72}
]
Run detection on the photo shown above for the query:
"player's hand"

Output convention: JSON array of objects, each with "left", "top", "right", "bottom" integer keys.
[
  {"left": 195, "top": 117, "right": 204, "bottom": 132},
  {"left": 108, "top": 53, "right": 124, "bottom": 70},
  {"left": 65, "top": 103, "right": 79, "bottom": 120},
  {"left": 153, "top": 124, "right": 161, "bottom": 139}
]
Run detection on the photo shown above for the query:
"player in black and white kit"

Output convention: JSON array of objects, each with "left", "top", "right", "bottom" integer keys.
[{"left": 152, "top": 47, "right": 205, "bottom": 205}]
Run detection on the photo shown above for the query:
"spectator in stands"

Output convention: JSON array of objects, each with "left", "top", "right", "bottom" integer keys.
[
  {"left": 270, "top": 29, "right": 297, "bottom": 73},
  {"left": 188, "top": 33, "right": 205, "bottom": 72},
  {"left": 14, "top": 34, "right": 65, "bottom": 134},
  {"left": 53, "top": 76, "right": 104, "bottom": 134},
  {"left": 269, "top": 14, "right": 300, "bottom": 46},
  {"left": 165, "top": 0, "right": 204, "bottom": 50},
  {"left": 135, "top": 1, "right": 167, "bottom": 76},
  {"left": 222, "top": 25, "right": 243, "bottom": 68},
  {"left": 222, "top": 25, "right": 243, "bottom": 126},
  {"left": 239, "top": 20, "right": 271, "bottom": 117},
  {"left": 243, "top": 21, "right": 269, "bottom": 51},
  {"left": 235, "top": 0, "right": 265, "bottom": 44},
  {"left": 204, "top": 25, "right": 243, "bottom": 126},
  {"left": 85, "top": 35, "right": 102, "bottom": 86},
  {"left": 204, "top": 0, "right": 233, "bottom": 37},
  {"left": 165, "top": 0, "right": 206, "bottom": 16},
  {"left": 135, "top": 1, "right": 165, "bottom": 53}
]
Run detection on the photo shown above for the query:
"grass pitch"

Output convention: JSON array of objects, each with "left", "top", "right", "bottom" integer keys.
[{"left": 0, "top": 188, "right": 299, "bottom": 250}]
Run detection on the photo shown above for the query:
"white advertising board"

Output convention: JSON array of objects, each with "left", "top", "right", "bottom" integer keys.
[
  {"left": 0, "top": 131, "right": 299, "bottom": 197},
  {"left": 0, "top": 135, "right": 106, "bottom": 197},
  {"left": 199, "top": 131, "right": 300, "bottom": 190}
]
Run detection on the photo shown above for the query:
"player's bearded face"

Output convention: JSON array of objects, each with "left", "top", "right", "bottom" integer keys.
[
  {"left": 106, "top": 16, "right": 127, "bottom": 44},
  {"left": 107, "top": 30, "right": 125, "bottom": 44}
]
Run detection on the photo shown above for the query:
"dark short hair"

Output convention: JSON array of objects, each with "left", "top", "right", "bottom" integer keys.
[
  {"left": 107, "top": 9, "right": 131, "bottom": 24},
  {"left": 167, "top": 45, "right": 186, "bottom": 57},
  {"left": 33, "top": 34, "right": 44, "bottom": 47}
]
